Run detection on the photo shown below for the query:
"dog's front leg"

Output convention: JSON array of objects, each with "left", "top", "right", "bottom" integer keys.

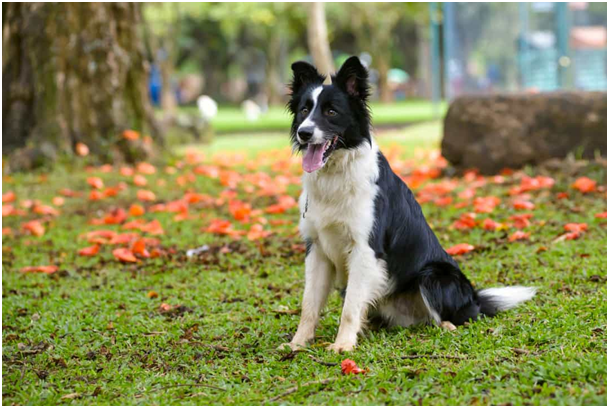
[
  {"left": 280, "top": 243, "right": 334, "bottom": 351},
  {"left": 328, "top": 245, "right": 386, "bottom": 353}
]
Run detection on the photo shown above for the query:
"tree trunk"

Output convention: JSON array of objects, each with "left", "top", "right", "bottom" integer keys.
[
  {"left": 159, "top": 42, "right": 178, "bottom": 123},
  {"left": 2, "top": 3, "right": 160, "bottom": 171},
  {"left": 306, "top": 2, "right": 334, "bottom": 79},
  {"left": 376, "top": 54, "right": 393, "bottom": 103},
  {"left": 265, "top": 30, "right": 283, "bottom": 106},
  {"left": 416, "top": 22, "right": 432, "bottom": 99}
]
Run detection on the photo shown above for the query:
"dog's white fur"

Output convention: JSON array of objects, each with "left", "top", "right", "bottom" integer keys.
[
  {"left": 287, "top": 137, "right": 390, "bottom": 352},
  {"left": 478, "top": 286, "right": 537, "bottom": 310},
  {"left": 297, "top": 86, "right": 325, "bottom": 145}
]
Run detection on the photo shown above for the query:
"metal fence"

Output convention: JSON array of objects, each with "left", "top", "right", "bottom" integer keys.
[{"left": 430, "top": 2, "right": 608, "bottom": 100}]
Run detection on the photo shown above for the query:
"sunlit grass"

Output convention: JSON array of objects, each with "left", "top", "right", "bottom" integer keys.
[
  {"left": 174, "top": 100, "right": 447, "bottom": 133},
  {"left": 176, "top": 121, "right": 443, "bottom": 158}
]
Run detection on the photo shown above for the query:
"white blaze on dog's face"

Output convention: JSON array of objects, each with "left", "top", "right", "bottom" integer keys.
[
  {"left": 288, "top": 57, "right": 372, "bottom": 173},
  {"left": 296, "top": 86, "right": 324, "bottom": 145}
]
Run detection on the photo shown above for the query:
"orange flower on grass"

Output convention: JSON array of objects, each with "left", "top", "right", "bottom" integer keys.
[
  {"left": 112, "top": 248, "right": 138, "bottom": 263},
  {"left": 21, "top": 265, "right": 58, "bottom": 274},
  {"left": 509, "top": 231, "right": 530, "bottom": 242},
  {"left": 446, "top": 243, "right": 475, "bottom": 256},
  {"left": 78, "top": 244, "right": 100, "bottom": 256},
  {"left": 87, "top": 177, "right": 104, "bottom": 189},
  {"left": 572, "top": 177, "right": 597, "bottom": 193}
]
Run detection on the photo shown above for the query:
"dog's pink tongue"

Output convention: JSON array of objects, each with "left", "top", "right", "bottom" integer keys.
[{"left": 302, "top": 144, "right": 325, "bottom": 173}]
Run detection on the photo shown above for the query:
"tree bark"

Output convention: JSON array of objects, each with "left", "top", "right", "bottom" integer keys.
[
  {"left": 376, "top": 53, "right": 393, "bottom": 103},
  {"left": 306, "top": 2, "right": 334, "bottom": 79},
  {"left": 265, "top": 30, "right": 284, "bottom": 106},
  {"left": 2, "top": 3, "right": 160, "bottom": 171},
  {"left": 159, "top": 40, "right": 178, "bottom": 122}
]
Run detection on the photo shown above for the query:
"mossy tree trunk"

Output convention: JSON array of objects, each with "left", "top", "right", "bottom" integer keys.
[{"left": 2, "top": 3, "right": 160, "bottom": 171}]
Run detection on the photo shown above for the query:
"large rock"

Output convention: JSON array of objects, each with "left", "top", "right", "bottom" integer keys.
[{"left": 441, "top": 92, "right": 607, "bottom": 174}]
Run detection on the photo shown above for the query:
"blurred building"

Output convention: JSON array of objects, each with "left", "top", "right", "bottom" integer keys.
[{"left": 431, "top": 2, "right": 607, "bottom": 100}]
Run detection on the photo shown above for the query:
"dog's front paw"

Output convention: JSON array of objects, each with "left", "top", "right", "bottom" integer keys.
[
  {"left": 440, "top": 321, "right": 457, "bottom": 331},
  {"left": 327, "top": 341, "right": 355, "bottom": 353},
  {"left": 277, "top": 342, "right": 304, "bottom": 352}
]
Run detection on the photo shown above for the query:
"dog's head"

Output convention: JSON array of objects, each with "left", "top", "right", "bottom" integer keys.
[{"left": 288, "top": 56, "right": 371, "bottom": 173}]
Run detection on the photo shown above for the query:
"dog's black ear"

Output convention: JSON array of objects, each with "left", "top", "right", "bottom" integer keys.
[
  {"left": 290, "top": 61, "right": 325, "bottom": 94},
  {"left": 333, "top": 56, "right": 369, "bottom": 100}
]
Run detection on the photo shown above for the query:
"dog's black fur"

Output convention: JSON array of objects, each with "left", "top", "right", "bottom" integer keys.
[{"left": 371, "top": 152, "right": 487, "bottom": 324}]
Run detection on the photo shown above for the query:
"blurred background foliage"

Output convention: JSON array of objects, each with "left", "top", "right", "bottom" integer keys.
[
  {"left": 142, "top": 2, "right": 428, "bottom": 106},
  {"left": 2, "top": 2, "right": 606, "bottom": 169}
]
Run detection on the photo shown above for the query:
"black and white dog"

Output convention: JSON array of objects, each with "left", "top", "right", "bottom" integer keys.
[{"left": 282, "top": 56, "right": 536, "bottom": 353}]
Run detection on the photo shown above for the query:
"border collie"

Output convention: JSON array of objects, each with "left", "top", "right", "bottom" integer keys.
[{"left": 281, "top": 56, "right": 536, "bottom": 353}]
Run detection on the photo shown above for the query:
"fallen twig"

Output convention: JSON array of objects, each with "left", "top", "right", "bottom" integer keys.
[
  {"left": 153, "top": 383, "right": 226, "bottom": 392},
  {"left": 346, "top": 378, "right": 366, "bottom": 395},
  {"left": 401, "top": 354, "right": 468, "bottom": 360},
  {"left": 183, "top": 341, "right": 229, "bottom": 352},
  {"left": 308, "top": 354, "right": 339, "bottom": 367},
  {"left": 265, "top": 377, "right": 336, "bottom": 403}
]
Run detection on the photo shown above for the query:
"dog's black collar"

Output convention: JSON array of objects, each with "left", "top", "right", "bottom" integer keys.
[{"left": 303, "top": 195, "right": 308, "bottom": 219}]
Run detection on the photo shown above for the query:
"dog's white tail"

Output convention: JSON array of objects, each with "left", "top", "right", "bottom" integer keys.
[{"left": 477, "top": 286, "right": 537, "bottom": 316}]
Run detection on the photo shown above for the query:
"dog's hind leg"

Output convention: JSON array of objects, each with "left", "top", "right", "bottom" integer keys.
[
  {"left": 328, "top": 245, "right": 387, "bottom": 353},
  {"left": 281, "top": 243, "right": 335, "bottom": 350},
  {"left": 418, "top": 262, "right": 481, "bottom": 327}
]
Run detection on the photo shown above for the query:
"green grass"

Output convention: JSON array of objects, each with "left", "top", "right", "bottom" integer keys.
[
  {"left": 2, "top": 127, "right": 606, "bottom": 405},
  {"left": 176, "top": 121, "right": 443, "bottom": 158},
  {"left": 177, "top": 100, "right": 446, "bottom": 133}
]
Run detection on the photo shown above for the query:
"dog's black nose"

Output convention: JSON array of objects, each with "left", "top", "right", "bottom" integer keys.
[{"left": 297, "top": 127, "right": 314, "bottom": 142}]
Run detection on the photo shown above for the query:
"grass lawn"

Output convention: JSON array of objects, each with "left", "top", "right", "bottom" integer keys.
[
  {"left": 2, "top": 125, "right": 607, "bottom": 405},
  {"left": 176, "top": 99, "right": 447, "bottom": 133}
]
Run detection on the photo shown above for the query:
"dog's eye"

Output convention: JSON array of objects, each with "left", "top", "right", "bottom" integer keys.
[
  {"left": 300, "top": 108, "right": 309, "bottom": 116},
  {"left": 326, "top": 109, "right": 337, "bottom": 117}
]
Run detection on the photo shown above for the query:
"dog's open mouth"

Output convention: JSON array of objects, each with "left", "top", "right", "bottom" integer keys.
[{"left": 302, "top": 137, "right": 339, "bottom": 173}]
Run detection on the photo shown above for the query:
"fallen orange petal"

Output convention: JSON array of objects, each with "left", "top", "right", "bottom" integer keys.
[
  {"left": 52, "top": 196, "right": 65, "bottom": 206},
  {"left": 89, "top": 191, "right": 105, "bottom": 201},
  {"left": 572, "top": 177, "right": 597, "bottom": 193},
  {"left": 130, "top": 238, "right": 148, "bottom": 256},
  {"left": 2, "top": 204, "right": 15, "bottom": 217},
  {"left": 21, "top": 265, "right": 58, "bottom": 274},
  {"left": 133, "top": 175, "right": 147, "bottom": 187},
  {"left": 564, "top": 223, "right": 588, "bottom": 233},
  {"left": 78, "top": 244, "right": 100, "bottom": 256},
  {"left": 512, "top": 200, "right": 535, "bottom": 210},
  {"left": 482, "top": 218, "right": 499, "bottom": 231},
  {"left": 446, "top": 243, "right": 475, "bottom": 256},
  {"left": 87, "top": 177, "right": 104, "bottom": 189},
  {"left": 22, "top": 220, "right": 45, "bottom": 237},
  {"left": 2, "top": 191, "right": 16, "bottom": 203},
  {"left": 112, "top": 248, "right": 138, "bottom": 263},
  {"left": 122, "top": 129, "right": 140, "bottom": 141},
  {"left": 137, "top": 190, "right": 156, "bottom": 202},
  {"left": 159, "top": 303, "right": 173, "bottom": 312},
  {"left": 129, "top": 204, "right": 145, "bottom": 217},
  {"left": 33, "top": 204, "right": 60, "bottom": 216},
  {"left": 341, "top": 359, "right": 366, "bottom": 375},
  {"left": 136, "top": 162, "right": 156, "bottom": 175},
  {"left": 509, "top": 231, "right": 530, "bottom": 242},
  {"left": 59, "top": 188, "right": 80, "bottom": 197},
  {"left": 76, "top": 142, "right": 89, "bottom": 156}
]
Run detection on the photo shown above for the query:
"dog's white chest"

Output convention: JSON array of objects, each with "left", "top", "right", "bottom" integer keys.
[{"left": 299, "top": 143, "right": 380, "bottom": 282}]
